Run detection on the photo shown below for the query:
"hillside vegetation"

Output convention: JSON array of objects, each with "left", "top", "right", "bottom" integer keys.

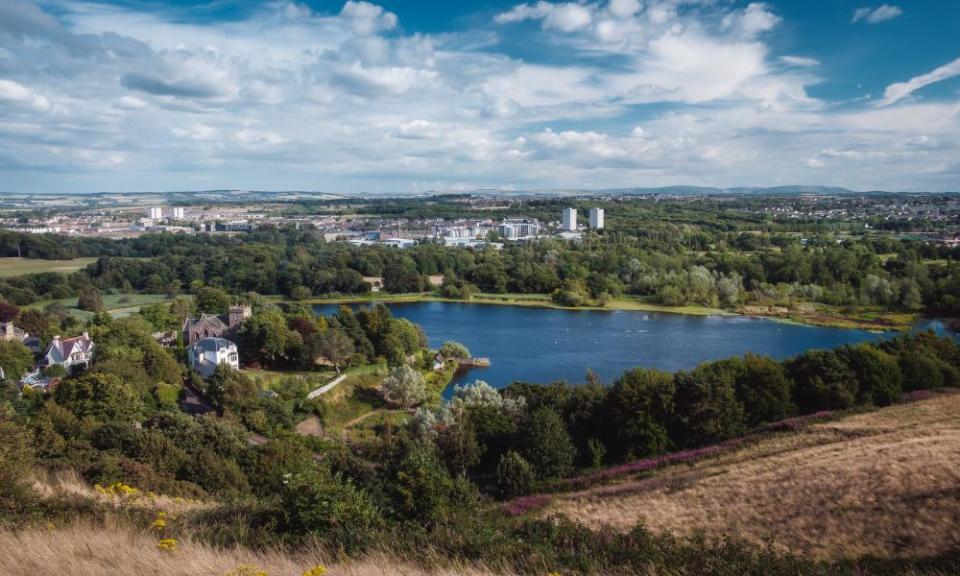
[{"left": 547, "top": 391, "right": 960, "bottom": 561}]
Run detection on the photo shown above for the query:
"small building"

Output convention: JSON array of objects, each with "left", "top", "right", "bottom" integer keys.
[
  {"left": 362, "top": 276, "right": 384, "bottom": 293},
  {"left": 182, "top": 305, "right": 251, "bottom": 345},
  {"left": 188, "top": 337, "right": 239, "bottom": 377},
  {"left": 0, "top": 321, "right": 29, "bottom": 343},
  {"left": 43, "top": 332, "right": 95, "bottom": 373}
]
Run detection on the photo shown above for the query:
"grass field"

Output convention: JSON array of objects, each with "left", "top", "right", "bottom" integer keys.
[
  {"left": 546, "top": 391, "right": 960, "bottom": 561},
  {"left": 25, "top": 293, "right": 174, "bottom": 320},
  {"left": 0, "top": 257, "right": 98, "bottom": 277}
]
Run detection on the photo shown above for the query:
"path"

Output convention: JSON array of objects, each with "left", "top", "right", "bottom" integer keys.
[{"left": 307, "top": 372, "right": 348, "bottom": 399}]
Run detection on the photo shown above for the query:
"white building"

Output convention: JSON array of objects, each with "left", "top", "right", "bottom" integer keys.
[
  {"left": 562, "top": 208, "right": 577, "bottom": 231},
  {"left": 43, "top": 332, "right": 95, "bottom": 373},
  {"left": 171, "top": 207, "right": 185, "bottom": 219},
  {"left": 497, "top": 218, "right": 541, "bottom": 239},
  {"left": 589, "top": 207, "right": 605, "bottom": 229},
  {"left": 148, "top": 206, "right": 163, "bottom": 219},
  {"left": 188, "top": 337, "right": 239, "bottom": 377}
]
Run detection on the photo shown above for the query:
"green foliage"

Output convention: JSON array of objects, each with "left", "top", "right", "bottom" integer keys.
[
  {"left": 0, "top": 340, "right": 35, "bottom": 381},
  {"left": 439, "top": 341, "right": 470, "bottom": 359},
  {"left": 496, "top": 449, "right": 535, "bottom": 498},
  {"left": 517, "top": 406, "right": 576, "bottom": 480},
  {"left": 842, "top": 344, "right": 903, "bottom": 406},
  {"left": 381, "top": 365, "right": 426, "bottom": 409},
  {"left": 206, "top": 365, "right": 259, "bottom": 413},
  {"left": 389, "top": 442, "right": 476, "bottom": 526},
  {"left": 672, "top": 360, "right": 746, "bottom": 447},
  {"left": 606, "top": 368, "right": 675, "bottom": 459},
  {"left": 787, "top": 350, "right": 860, "bottom": 412},
  {"left": 734, "top": 354, "right": 796, "bottom": 426},
  {"left": 77, "top": 286, "right": 104, "bottom": 312},
  {"left": 279, "top": 466, "right": 382, "bottom": 552},
  {"left": 0, "top": 418, "right": 33, "bottom": 495},
  {"left": 54, "top": 372, "right": 143, "bottom": 423},
  {"left": 194, "top": 286, "right": 231, "bottom": 314}
]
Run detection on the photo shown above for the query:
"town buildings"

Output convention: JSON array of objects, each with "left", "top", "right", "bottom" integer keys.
[{"left": 497, "top": 218, "right": 541, "bottom": 239}]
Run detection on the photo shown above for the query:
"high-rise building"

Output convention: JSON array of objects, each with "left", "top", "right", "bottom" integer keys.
[
  {"left": 148, "top": 206, "right": 163, "bottom": 219},
  {"left": 562, "top": 207, "right": 577, "bottom": 231},
  {"left": 589, "top": 207, "right": 605, "bottom": 229},
  {"left": 171, "top": 207, "right": 185, "bottom": 219}
]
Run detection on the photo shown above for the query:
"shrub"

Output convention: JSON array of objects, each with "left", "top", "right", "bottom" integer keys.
[{"left": 497, "top": 450, "right": 536, "bottom": 498}]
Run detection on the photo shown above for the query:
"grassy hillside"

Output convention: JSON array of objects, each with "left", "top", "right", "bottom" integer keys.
[{"left": 546, "top": 391, "right": 960, "bottom": 561}]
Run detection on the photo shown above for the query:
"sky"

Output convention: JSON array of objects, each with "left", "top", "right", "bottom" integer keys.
[{"left": 0, "top": 0, "right": 958, "bottom": 194}]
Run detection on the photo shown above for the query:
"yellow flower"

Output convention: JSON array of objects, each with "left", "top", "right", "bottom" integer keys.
[
  {"left": 156, "top": 538, "right": 177, "bottom": 552},
  {"left": 302, "top": 566, "right": 327, "bottom": 576}
]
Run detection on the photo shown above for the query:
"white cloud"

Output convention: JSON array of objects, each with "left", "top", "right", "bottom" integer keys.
[
  {"left": 779, "top": 55, "right": 820, "bottom": 68},
  {"left": 722, "top": 3, "right": 781, "bottom": 38},
  {"left": 495, "top": 2, "right": 593, "bottom": 32},
  {"left": 877, "top": 57, "right": 960, "bottom": 107},
  {"left": 852, "top": 5, "right": 903, "bottom": 24},
  {"left": 0, "top": 78, "right": 50, "bottom": 111}
]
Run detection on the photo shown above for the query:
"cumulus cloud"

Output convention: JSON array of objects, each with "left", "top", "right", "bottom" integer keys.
[
  {"left": 0, "top": 0, "right": 955, "bottom": 192},
  {"left": 852, "top": 5, "right": 903, "bottom": 24},
  {"left": 877, "top": 57, "right": 960, "bottom": 107}
]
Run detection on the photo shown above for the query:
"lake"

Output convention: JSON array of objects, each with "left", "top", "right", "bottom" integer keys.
[{"left": 313, "top": 301, "right": 953, "bottom": 397}]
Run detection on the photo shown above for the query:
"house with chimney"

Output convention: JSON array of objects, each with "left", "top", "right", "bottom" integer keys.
[
  {"left": 182, "top": 305, "right": 251, "bottom": 345},
  {"left": 43, "top": 332, "right": 95, "bottom": 373},
  {"left": 188, "top": 337, "right": 239, "bottom": 377}
]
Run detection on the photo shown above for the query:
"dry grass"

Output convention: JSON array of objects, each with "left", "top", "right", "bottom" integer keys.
[
  {"left": 0, "top": 521, "right": 506, "bottom": 576},
  {"left": 28, "top": 469, "right": 214, "bottom": 515},
  {"left": 548, "top": 391, "right": 960, "bottom": 561}
]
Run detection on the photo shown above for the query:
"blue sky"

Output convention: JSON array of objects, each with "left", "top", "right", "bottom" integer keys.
[{"left": 0, "top": 0, "right": 958, "bottom": 193}]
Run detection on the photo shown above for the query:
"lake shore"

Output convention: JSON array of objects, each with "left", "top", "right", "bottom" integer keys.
[{"left": 269, "top": 292, "right": 915, "bottom": 331}]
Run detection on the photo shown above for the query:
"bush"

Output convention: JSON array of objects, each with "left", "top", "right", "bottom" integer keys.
[
  {"left": 381, "top": 365, "right": 427, "bottom": 409},
  {"left": 517, "top": 407, "right": 576, "bottom": 480},
  {"left": 439, "top": 341, "right": 471, "bottom": 359},
  {"left": 497, "top": 450, "right": 536, "bottom": 498},
  {"left": 279, "top": 466, "right": 381, "bottom": 552}
]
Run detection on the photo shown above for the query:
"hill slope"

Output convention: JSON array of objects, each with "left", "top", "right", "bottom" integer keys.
[{"left": 547, "top": 391, "right": 960, "bottom": 561}]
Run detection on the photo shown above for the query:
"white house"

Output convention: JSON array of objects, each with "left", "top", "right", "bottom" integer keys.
[
  {"left": 43, "top": 333, "right": 95, "bottom": 373},
  {"left": 188, "top": 337, "right": 239, "bottom": 377}
]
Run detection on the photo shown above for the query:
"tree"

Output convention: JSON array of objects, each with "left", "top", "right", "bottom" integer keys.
[
  {"left": 517, "top": 406, "right": 576, "bottom": 479},
  {"left": 309, "top": 328, "right": 355, "bottom": 373},
  {"left": 841, "top": 344, "right": 902, "bottom": 406},
  {"left": 381, "top": 365, "right": 426, "bottom": 409},
  {"left": 496, "top": 450, "right": 535, "bottom": 498},
  {"left": 16, "top": 309, "right": 50, "bottom": 340},
  {"left": 206, "top": 365, "right": 259, "bottom": 413},
  {"left": 77, "top": 287, "right": 104, "bottom": 312},
  {"left": 606, "top": 368, "right": 675, "bottom": 459},
  {"left": 0, "top": 300, "right": 19, "bottom": 322},
  {"left": 194, "top": 286, "right": 231, "bottom": 315},
  {"left": 439, "top": 341, "right": 471, "bottom": 360},
  {"left": 0, "top": 340, "right": 35, "bottom": 381},
  {"left": 0, "top": 419, "right": 33, "bottom": 496},
  {"left": 734, "top": 354, "right": 796, "bottom": 427},
  {"left": 787, "top": 350, "right": 859, "bottom": 413},
  {"left": 54, "top": 373, "right": 143, "bottom": 423},
  {"left": 672, "top": 360, "right": 746, "bottom": 447},
  {"left": 389, "top": 443, "right": 475, "bottom": 526},
  {"left": 240, "top": 308, "right": 302, "bottom": 368}
]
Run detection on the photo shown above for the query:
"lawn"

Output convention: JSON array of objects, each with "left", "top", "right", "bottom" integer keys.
[
  {"left": 0, "top": 257, "right": 98, "bottom": 277},
  {"left": 25, "top": 293, "right": 175, "bottom": 320}
]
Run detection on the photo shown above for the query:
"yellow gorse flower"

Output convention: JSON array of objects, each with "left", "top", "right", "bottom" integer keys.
[
  {"left": 156, "top": 538, "right": 177, "bottom": 552},
  {"left": 302, "top": 567, "right": 327, "bottom": 576},
  {"left": 94, "top": 482, "right": 140, "bottom": 498},
  {"left": 152, "top": 511, "right": 167, "bottom": 530}
]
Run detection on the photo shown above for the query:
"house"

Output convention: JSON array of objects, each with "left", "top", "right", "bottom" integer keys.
[
  {"left": 43, "top": 332, "right": 95, "bottom": 373},
  {"left": 188, "top": 337, "right": 239, "bottom": 377},
  {"left": 182, "top": 305, "right": 251, "bottom": 345},
  {"left": 362, "top": 276, "right": 383, "bottom": 293}
]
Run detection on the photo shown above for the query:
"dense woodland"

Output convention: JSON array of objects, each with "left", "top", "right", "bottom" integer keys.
[{"left": 3, "top": 210, "right": 960, "bottom": 314}]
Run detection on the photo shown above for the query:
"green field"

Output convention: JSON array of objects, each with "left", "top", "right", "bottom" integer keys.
[
  {"left": 25, "top": 293, "right": 175, "bottom": 320},
  {"left": 0, "top": 257, "right": 98, "bottom": 277}
]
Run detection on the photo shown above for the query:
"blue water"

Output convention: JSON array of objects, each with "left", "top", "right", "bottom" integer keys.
[{"left": 313, "top": 301, "right": 955, "bottom": 396}]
